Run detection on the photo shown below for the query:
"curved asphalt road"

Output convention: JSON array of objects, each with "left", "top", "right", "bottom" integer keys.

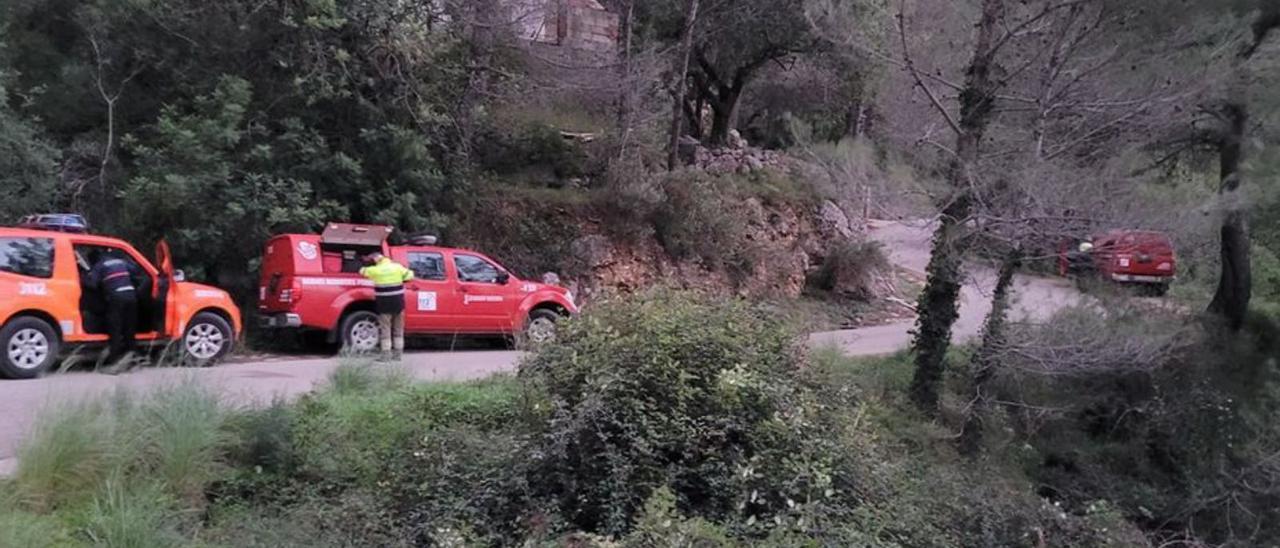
[{"left": 0, "top": 220, "right": 1087, "bottom": 476}]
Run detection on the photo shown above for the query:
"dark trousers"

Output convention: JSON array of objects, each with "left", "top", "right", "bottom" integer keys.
[{"left": 105, "top": 293, "right": 138, "bottom": 363}]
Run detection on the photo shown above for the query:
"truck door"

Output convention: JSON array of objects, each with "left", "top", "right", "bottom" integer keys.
[
  {"left": 154, "top": 240, "right": 175, "bottom": 335},
  {"left": 397, "top": 249, "right": 450, "bottom": 333},
  {"left": 448, "top": 252, "right": 518, "bottom": 332}
]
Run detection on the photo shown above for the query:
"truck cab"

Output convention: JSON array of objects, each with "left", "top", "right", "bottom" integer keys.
[{"left": 258, "top": 223, "right": 576, "bottom": 352}]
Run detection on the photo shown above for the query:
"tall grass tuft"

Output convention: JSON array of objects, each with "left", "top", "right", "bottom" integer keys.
[
  {"left": 136, "top": 382, "right": 228, "bottom": 506},
  {"left": 10, "top": 379, "right": 228, "bottom": 516},
  {"left": 326, "top": 359, "right": 409, "bottom": 395},
  {"left": 0, "top": 504, "right": 74, "bottom": 547},
  {"left": 83, "top": 478, "right": 183, "bottom": 548},
  {"left": 12, "top": 399, "right": 116, "bottom": 512}
]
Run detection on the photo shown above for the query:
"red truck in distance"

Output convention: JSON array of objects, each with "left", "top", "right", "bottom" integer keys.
[
  {"left": 258, "top": 223, "right": 576, "bottom": 351},
  {"left": 1059, "top": 230, "right": 1177, "bottom": 296}
]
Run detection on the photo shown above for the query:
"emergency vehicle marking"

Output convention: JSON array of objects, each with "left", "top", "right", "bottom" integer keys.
[
  {"left": 60, "top": 320, "right": 75, "bottom": 335},
  {"left": 298, "top": 277, "right": 375, "bottom": 287},
  {"left": 297, "top": 241, "right": 319, "bottom": 261},
  {"left": 464, "top": 295, "right": 504, "bottom": 305},
  {"left": 195, "top": 290, "right": 224, "bottom": 299},
  {"left": 19, "top": 282, "right": 48, "bottom": 296},
  {"left": 521, "top": 283, "right": 536, "bottom": 293},
  {"left": 417, "top": 291, "right": 438, "bottom": 312}
]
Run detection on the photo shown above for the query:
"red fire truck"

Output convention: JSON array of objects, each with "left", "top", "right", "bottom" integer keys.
[{"left": 257, "top": 223, "right": 576, "bottom": 351}]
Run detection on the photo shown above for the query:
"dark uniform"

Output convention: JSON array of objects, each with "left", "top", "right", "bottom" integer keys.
[{"left": 88, "top": 254, "right": 143, "bottom": 367}]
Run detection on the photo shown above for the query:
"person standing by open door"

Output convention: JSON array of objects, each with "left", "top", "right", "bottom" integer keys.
[
  {"left": 359, "top": 251, "right": 414, "bottom": 361},
  {"left": 87, "top": 249, "right": 146, "bottom": 374}
]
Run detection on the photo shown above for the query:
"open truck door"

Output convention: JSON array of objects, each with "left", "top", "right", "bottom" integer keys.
[
  {"left": 320, "top": 223, "right": 394, "bottom": 273},
  {"left": 153, "top": 239, "right": 176, "bottom": 334}
]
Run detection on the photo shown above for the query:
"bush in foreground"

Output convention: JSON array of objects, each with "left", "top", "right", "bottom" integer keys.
[{"left": 521, "top": 291, "right": 832, "bottom": 535}]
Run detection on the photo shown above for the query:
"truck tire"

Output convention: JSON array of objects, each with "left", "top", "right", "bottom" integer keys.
[
  {"left": 181, "top": 312, "right": 235, "bottom": 367},
  {"left": 339, "top": 311, "right": 382, "bottom": 355},
  {"left": 0, "top": 317, "right": 61, "bottom": 379},
  {"left": 524, "top": 309, "right": 563, "bottom": 346}
]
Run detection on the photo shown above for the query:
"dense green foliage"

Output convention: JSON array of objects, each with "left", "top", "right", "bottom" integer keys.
[
  {"left": 0, "top": 0, "right": 475, "bottom": 290},
  {"left": 0, "top": 292, "right": 1177, "bottom": 547},
  {"left": 0, "top": 71, "right": 59, "bottom": 220}
]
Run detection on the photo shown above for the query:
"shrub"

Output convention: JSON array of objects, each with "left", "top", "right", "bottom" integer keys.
[
  {"left": 650, "top": 172, "right": 761, "bottom": 280},
  {"left": 474, "top": 121, "right": 589, "bottom": 183},
  {"left": 807, "top": 240, "right": 893, "bottom": 301},
  {"left": 621, "top": 488, "right": 733, "bottom": 548},
  {"left": 987, "top": 305, "right": 1280, "bottom": 545},
  {"left": 521, "top": 290, "right": 843, "bottom": 536},
  {"left": 455, "top": 188, "right": 585, "bottom": 279}
]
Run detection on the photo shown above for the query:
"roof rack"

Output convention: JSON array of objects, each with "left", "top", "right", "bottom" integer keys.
[
  {"left": 17, "top": 214, "right": 90, "bottom": 233},
  {"left": 408, "top": 235, "right": 439, "bottom": 246}
]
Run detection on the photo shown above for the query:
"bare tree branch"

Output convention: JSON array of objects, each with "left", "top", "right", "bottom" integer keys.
[{"left": 897, "top": 1, "right": 962, "bottom": 136}]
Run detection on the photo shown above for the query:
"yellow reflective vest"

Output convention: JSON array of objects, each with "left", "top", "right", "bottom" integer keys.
[{"left": 360, "top": 257, "right": 414, "bottom": 289}]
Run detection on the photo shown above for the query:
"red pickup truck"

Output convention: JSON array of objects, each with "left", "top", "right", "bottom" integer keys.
[
  {"left": 1058, "top": 230, "right": 1177, "bottom": 296},
  {"left": 258, "top": 223, "right": 576, "bottom": 351}
]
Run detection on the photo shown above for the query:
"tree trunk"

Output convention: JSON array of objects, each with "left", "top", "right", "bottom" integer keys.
[
  {"left": 845, "top": 99, "right": 866, "bottom": 140},
  {"left": 1207, "top": 103, "right": 1251, "bottom": 331},
  {"left": 707, "top": 84, "right": 743, "bottom": 145},
  {"left": 909, "top": 198, "right": 971, "bottom": 412},
  {"left": 959, "top": 249, "right": 1021, "bottom": 456},
  {"left": 909, "top": 0, "right": 1003, "bottom": 414},
  {"left": 667, "top": 0, "right": 700, "bottom": 171},
  {"left": 615, "top": 0, "right": 635, "bottom": 158}
]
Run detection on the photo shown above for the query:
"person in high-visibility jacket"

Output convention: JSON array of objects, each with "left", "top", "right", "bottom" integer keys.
[{"left": 359, "top": 252, "right": 415, "bottom": 361}]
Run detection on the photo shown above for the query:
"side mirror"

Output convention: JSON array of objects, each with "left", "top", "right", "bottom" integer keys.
[
  {"left": 173, "top": 269, "right": 186, "bottom": 283},
  {"left": 496, "top": 272, "right": 511, "bottom": 285}
]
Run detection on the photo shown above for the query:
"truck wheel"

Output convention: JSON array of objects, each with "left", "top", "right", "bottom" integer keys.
[
  {"left": 0, "top": 317, "right": 61, "bottom": 379},
  {"left": 181, "top": 313, "right": 234, "bottom": 367},
  {"left": 340, "top": 311, "right": 381, "bottom": 355},
  {"left": 524, "top": 309, "right": 562, "bottom": 346}
]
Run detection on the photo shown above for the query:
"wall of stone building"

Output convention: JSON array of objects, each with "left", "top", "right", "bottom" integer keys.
[
  {"left": 565, "top": 0, "right": 619, "bottom": 52},
  {"left": 510, "top": 0, "right": 618, "bottom": 54}
]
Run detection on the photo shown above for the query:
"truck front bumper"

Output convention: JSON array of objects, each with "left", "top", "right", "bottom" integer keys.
[
  {"left": 259, "top": 313, "right": 303, "bottom": 328},
  {"left": 1111, "top": 274, "right": 1172, "bottom": 284}
]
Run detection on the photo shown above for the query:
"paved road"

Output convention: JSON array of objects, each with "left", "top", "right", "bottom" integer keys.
[
  {"left": 0, "top": 220, "right": 1085, "bottom": 476},
  {"left": 811, "top": 219, "right": 1086, "bottom": 353}
]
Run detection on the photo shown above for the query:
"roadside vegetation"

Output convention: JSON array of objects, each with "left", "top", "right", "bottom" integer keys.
[{"left": 3, "top": 291, "right": 1274, "bottom": 546}]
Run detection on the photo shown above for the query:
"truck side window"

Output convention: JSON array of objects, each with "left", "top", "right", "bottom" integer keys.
[
  {"left": 408, "top": 252, "right": 446, "bottom": 281},
  {"left": 0, "top": 237, "right": 54, "bottom": 279},
  {"left": 455, "top": 254, "right": 501, "bottom": 284}
]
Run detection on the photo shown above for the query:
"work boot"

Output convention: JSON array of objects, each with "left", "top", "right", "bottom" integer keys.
[
  {"left": 392, "top": 350, "right": 404, "bottom": 362},
  {"left": 376, "top": 352, "right": 394, "bottom": 363}
]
